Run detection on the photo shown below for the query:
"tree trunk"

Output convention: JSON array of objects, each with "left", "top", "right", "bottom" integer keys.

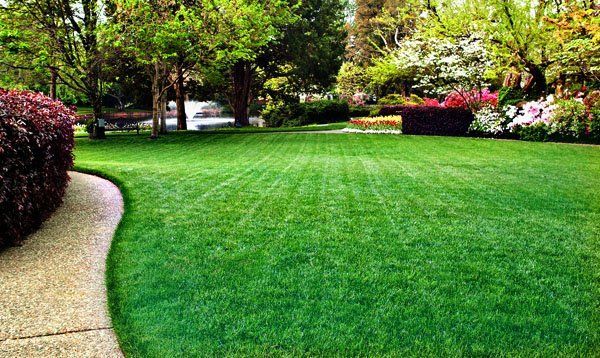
[
  {"left": 151, "top": 63, "right": 160, "bottom": 139},
  {"left": 174, "top": 64, "right": 187, "bottom": 130},
  {"left": 160, "top": 94, "right": 167, "bottom": 134},
  {"left": 89, "top": 90, "right": 104, "bottom": 139},
  {"left": 524, "top": 62, "right": 547, "bottom": 95},
  {"left": 49, "top": 68, "right": 57, "bottom": 100},
  {"left": 231, "top": 61, "right": 253, "bottom": 127}
]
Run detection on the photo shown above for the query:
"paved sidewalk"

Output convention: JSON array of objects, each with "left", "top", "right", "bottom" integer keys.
[{"left": 0, "top": 172, "right": 124, "bottom": 357}]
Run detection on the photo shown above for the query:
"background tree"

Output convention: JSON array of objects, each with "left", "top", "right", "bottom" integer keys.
[
  {"left": 3, "top": 0, "right": 105, "bottom": 137},
  {"left": 545, "top": 3, "right": 600, "bottom": 86},
  {"left": 108, "top": 0, "right": 211, "bottom": 137},
  {"left": 0, "top": 11, "right": 54, "bottom": 95},
  {"left": 218, "top": 0, "right": 346, "bottom": 126},
  {"left": 423, "top": 0, "right": 599, "bottom": 95}
]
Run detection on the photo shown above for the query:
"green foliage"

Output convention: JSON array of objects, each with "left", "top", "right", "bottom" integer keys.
[
  {"left": 498, "top": 87, "right": 526, "bottom": 108},
  {"left": 378, "top": 94, "right": 406, "bottom": 105},
  {"left": 515, "top": 122, "right": 550, "bottom": 142},
  {"left": 262, "top": 100, "right": 350, "bottom": 127},
  {"left": 590, "top": 109, "right": 600, "bottom": 142},
  {"left": 271, "top": 0, "right": 347, "bottom": 94},
  {"left": 378, "top": 93, "right": 423, "bottom": 106},
  {"left": 409, "top": 93, "right": 424, "bottom": 104},
  {"left": 336, "top": 62, "right": 369, "bottom": 97},
  {"left": 349, "top": 105, "right": 374, "bottom": 117},
  {"left": 550, "top": 99, "right": 589, "bottom": 141},
  {"left": 0, "top": 12, "right": 51, "bottom": 91},
  {"left": 369, "top": 105, "right": 383, "bottom": 116}
]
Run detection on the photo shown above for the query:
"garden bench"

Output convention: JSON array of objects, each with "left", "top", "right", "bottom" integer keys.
[{"left": 102, "top": 117, "right": 144, "bottom": 134}]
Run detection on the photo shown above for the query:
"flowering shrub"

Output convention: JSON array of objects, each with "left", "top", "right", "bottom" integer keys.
[
  {"left": 583, "top": 90, "right": 600, "bottom": 111},
  {"left": 378, "top": 94, "right": 406, "bottom": 106},
  {"left": 505, "top": 96, "right": 598, "bottom": 143},
  {"left": 379, "top": 106, "right": 474, "bottom": 136},
  {"left": 388, "top": 35, "right": 493, "bottom": 98},
  {"left": 423, "top": 98, "right": 441, "bottom": 107},
  {"left": 550, "top": 99, "right": 589, "bottom": 140},
  {"left": 469, "top": 106, "right": 504, "bottom": 135},
  {"left": 590, "top": 109, "right": 600, "bottom": 142},
  {"left": 347, "top": 116, "right": 402, "bottom": 131},
  {"left": 506, "top": 96, "right": 556, "bottom": 130},
  {"left": 0, "top": 89, "right": 75, "bottom": 247},
  {"left": 443, "top": 88, "right": 498, "bottom": 111}
]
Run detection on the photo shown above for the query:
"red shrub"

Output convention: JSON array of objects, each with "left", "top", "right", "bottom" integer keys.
[
  {"left": 378, "top": 105, "right": 474, "bottom": 136},
  {"left": 443, "top": 88, "right": 498, "bottom": 110},
  {"left": 0, "top": 89, "right": 75, "bottom": 247},
  {"left": 423, "top": 98, "right": 441, "bottom": 107}
]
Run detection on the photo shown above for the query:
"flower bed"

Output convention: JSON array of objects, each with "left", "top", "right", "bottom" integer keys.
[
  {"left": 345, "top": 115, "right": 402, "bottom": 133},
  {"left": 469, "top": 91, "right": 600, "bottom": 143}
]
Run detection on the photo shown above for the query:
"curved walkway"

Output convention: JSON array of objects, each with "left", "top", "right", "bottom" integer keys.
[{"left": 0, "top": 172, "right": 123, "bottom": 357}]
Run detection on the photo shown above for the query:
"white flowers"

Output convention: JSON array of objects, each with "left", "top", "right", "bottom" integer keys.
[
  {"left": 506, "top": 96, "right": 557, "bottom": 130},
  {"left": 390, "top": 35, "right": 493, "bottom": 97},
  {"left": 470, "top": 106, "right": 504, "bottom": 134},
  {"left": 342, "top": 128, "right": 402, "bottom": 134}
]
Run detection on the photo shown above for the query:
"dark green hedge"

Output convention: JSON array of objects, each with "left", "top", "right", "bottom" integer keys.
[{"left": 263, "top": 100, "right": 349, "bottom": 127}]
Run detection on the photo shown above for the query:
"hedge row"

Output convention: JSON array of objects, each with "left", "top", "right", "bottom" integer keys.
[
  {"left": 378, "top": 105, "right": 474, "bottom": 136},
  {"left": 0, "top": 89, "right": 75, "bottom": 247},
  {"left": 263, "top": 100, "right": 349, "bottom": 127}
]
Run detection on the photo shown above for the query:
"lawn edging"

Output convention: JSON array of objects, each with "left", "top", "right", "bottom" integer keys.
[{"left": 72, "top": 166, "right": 134, "bottom": 356}]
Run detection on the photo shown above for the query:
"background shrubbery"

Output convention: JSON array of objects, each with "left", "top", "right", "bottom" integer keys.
[
  {"left": 0, "top": 89, "right": 75, "bottom": 247},
  {"left": 379, "top": 105, "right": 474, "bottom": 136},
  {"left": 263, "top": 100, "right": 349, "bottom": 127}
]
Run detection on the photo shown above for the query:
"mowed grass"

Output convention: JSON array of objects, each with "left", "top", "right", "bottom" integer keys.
[{"left": 73, "top": 132, "right": 600, "bottom": 356}]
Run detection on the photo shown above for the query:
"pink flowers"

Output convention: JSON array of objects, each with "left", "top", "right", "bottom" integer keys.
[
  {"left": 507, "top": 96, "right": 557, "bottom": 129},
  {"left": 443, "top": 88, "right": 498, "bottom": 110},
  {"left": 423, "top": 98, "right": 441, "bottom": 107}
]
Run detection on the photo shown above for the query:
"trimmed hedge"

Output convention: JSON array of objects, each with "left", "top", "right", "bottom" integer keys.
[
  {"left": 0, "top": 89, "right": 75, "bottom": 247},
  {"left": 378, "top": 105, "right": 474, "bottom": 136},
  {"left": 263, "top": 100, "right": 349, "bottom": 127}
]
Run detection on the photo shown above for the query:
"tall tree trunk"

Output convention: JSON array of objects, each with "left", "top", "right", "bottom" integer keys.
[
  {"left": 524, "top": 62, "right": 547, "bottom": 95},
  {"left": 49, "top": 68, "right": 57, "bottom": 100},
  {"left": 231, "top": 61, "right": 253, "bottom": 127},
  {"left": 174, "top": 64, "right": 187, "bottom": 130},
  {"left": 151, "top": 63, "right": 160, "bottom": 139},
  {"left": 160, "top": 94, "right": 167, "bottom": 134},
  {"left": 89, "top": 87, "right": 104, "bottom": 139}
]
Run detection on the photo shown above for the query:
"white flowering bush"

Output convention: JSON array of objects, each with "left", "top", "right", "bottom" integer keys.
[
  {"left": 469, "top": 106, "right": 504, "bottom": 134},
  {"left": 387, "top": 35, "right": 494, "bottom": 110}
]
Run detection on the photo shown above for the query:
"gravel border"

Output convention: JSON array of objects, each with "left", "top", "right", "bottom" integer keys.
[{"left": 0, "top": 172, "right": 124, "bottom": 357}]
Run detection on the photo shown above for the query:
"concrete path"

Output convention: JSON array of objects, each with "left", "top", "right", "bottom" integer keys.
[{"left": 0, "top": 172, "right": 124, "bottom": 357}]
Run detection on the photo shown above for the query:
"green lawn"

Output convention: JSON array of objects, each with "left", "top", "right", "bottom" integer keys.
[
  {"left": 74, "top": 132, "right": 600, "bottom": 356},
  {"left": 211, "top": 121, "right": 348, "bottom": 133}
]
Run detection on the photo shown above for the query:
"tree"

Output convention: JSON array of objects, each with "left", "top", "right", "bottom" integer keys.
[
  {"left": 109, "top": 0, "right": 297, "bottom": 134},
  {"left": 3, "top": 0, "right": 105, "bottom": 137},
  {"left": 108, "top": 0, "right": 209, "bottom": 138},
  {"left": 346, "top": 0, "right": 404, "bottom": 64},
  {"left": 376, "top": 35, "right": 494, "bottom": 111},
  {"left": 423, "top": 0, "right": 599, "bottom": 95},
  {"left": 0, "top": 12, "right": 53, "bottom": 95},
  {"left": 545, "top": 4, "right": 600, "bottom": 85},
  {"left": 224, "top": 0, "right": 346, "bottom": 126},
  {"left": 336, "top": 61, "right": 369, "bottom": 98}
]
